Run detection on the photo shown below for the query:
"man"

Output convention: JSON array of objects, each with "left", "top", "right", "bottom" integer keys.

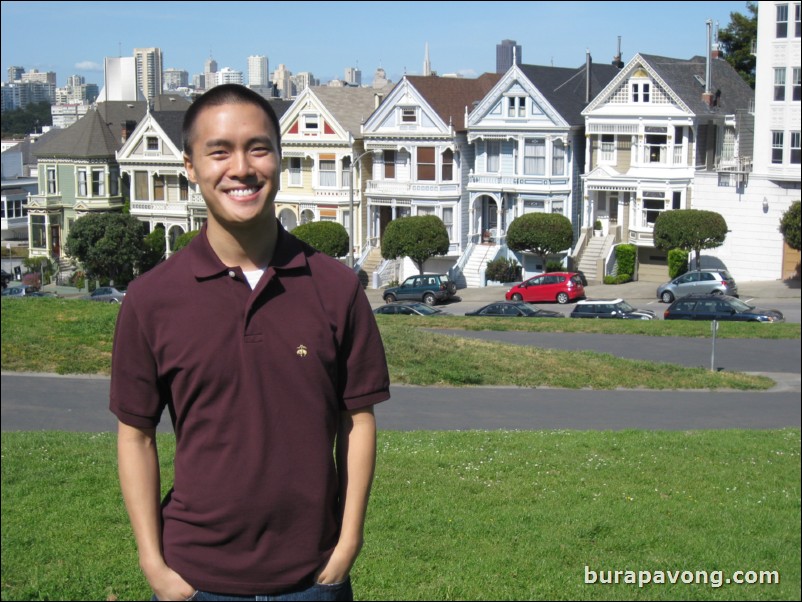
[{"left": 111, "top": 84, "right": 390, "bottom": 601}]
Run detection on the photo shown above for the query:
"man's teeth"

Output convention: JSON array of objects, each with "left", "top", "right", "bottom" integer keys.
[{"left": 228, "top": 188, "right": 257, "bottom": 197}]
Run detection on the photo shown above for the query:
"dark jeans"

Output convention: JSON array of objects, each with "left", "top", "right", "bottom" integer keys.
[{"left": 154, "top": 578, "right": 353, "bottom": 601}]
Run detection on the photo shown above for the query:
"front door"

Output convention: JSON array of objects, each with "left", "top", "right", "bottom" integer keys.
[{"left": 50, "top": 225, "right": 60, "bottom": 258}]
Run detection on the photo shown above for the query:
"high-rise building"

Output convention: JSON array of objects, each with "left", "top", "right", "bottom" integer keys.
[
  {"left": 423, "top": 43, "right": 432, "bottom": 76},
  {"left": 134, "top": 47, "right": 164, "bottom": 100},
  {"left": 101, "top": 56, "right": 140, "bottom": 101},
  {"left": 344, "top": 67, "right": 362, "bottom": 86},
  {"left": 218, "top": 67, "right": 244, "bottom": 86},
  {"left": 163, "top": 68, "right": 189, "bottom": 90},
  {"left": 272, "top": 64, "right": 293, "bottom": 99},
  {"left": 21, "top": 69, "right": 57, "bottom": 85},
  {"left": 496, "top": 39, "right": 522, "bottom": 73},
  {"left": 8, "top": 66, "right": 25, "bottom": 82},
  {"left": 203, "top": 55, "right": 219, "bottom": 91},
  {"left": 248, "top": 55, "right": 269, "bottom": 87}
]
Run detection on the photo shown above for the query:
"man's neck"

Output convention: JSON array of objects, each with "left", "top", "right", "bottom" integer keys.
[{"left": 206, "top": 218, "right": 278, "bottom": 271}]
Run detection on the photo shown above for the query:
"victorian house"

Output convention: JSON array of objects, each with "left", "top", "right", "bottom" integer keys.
[
  {"left": 275, "top": 86, "right": 382, "bottom": 267},
  {"left": 463, "top": 57, "right": 620, "bottom": 285},
  {"left": 580, "top": 52, "right": 753, "bottom": 282},
  {"left": 26, "top": 101, "right": 146, "bottom": 264},
  {"left": 360, "top": 73, "right": 499, "bottom": 284}
]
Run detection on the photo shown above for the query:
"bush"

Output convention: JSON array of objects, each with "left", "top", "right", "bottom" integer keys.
[
  {"left": 614, "top": 244, "right": 636, "bottom": 279},
  {"left": 603, "top": 274, "right": 633, "bottom": 285},
  {"left": 21, "top": 272, "right": 42, "bottom": 290},
  {"left": 292, "top": 221, "right": 350, "bottom": 258},
  {"left": 668, "top": 248, "right": 689, "bottom": 279},
  {"left": 70, "top": 270, "right": 86, "bottom": 290},
  {"left": 485, "top": 257, "right": 521, "bottom": 283},
  {"left": 173, "top": 230, "right": 200, "bottom": 252},
  {"left": 545, "top": 261, "right": 564, "bottom": 273}
]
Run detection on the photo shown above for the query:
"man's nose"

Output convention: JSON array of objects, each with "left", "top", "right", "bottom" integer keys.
[{"left": 229, "top": 151, "right": 253, "bottom": 177}]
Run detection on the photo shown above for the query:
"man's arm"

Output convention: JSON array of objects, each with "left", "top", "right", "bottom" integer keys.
[
  {"left": 315, "top": 406, "right": 377, "bottom": 584},
  {"left": 117, "top": 421, "right": 195, "bottom": 600}
]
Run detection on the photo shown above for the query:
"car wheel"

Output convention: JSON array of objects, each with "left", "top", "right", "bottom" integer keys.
[
  {"left": 556, "top": 292, "right": 569, "bottom": 304},
  {"left": 661, "top": 291, "right": 674, "bottom": 303},
  {"left": 384, "top": 294, "right": 396, "bottom": 303},
  {"left": 711, "top": 289, "right": 723, "bottom": 296},
  {"left": 423, "top": 293, "right": 436, "bottom": 306},
  {"left": 512, "top": 293, "right": 523, "bottom": 302}
]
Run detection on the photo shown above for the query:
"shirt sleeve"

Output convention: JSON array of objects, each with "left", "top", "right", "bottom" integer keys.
[
  {"left": 339, "top": 279, "right": 391, "bottom": 410},
  {"left": 109, "top": 290, "right": 168, "bottom": 428}
]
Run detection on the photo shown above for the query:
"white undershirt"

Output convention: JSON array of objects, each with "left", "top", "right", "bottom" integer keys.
[{"left": 243, "top": 268, "right": 266, "bottom": 290}]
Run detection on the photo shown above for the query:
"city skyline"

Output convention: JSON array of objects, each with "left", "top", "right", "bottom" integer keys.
[{"left": 2, "top": 1, "right": 750, "bottom": 89}]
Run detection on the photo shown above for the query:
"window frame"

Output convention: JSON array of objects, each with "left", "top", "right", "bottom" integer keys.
[
  {"left": 441, "top": 149, "right": 454, "bottom": 181},
  {"left": 552, "top": 140, "right": 566, "bottom": 176},
  {"left": 145, "top": 136, "right": 160, "bottom": 152},
  {"left": 417, "top": 146, "right": 436, "bottom": 181},
  {"left": 318, "top": 158, "right": 337, "bottom": 187},
  {"left": 383, "top": 150, "right": 396, "bottom": 179},
  {"left": 791, "top": 131, "right": 801, "bottom": 165},
  {"left": 772, "top": 131, "right": 785, "bottom": 164},
  {"left": 77, "top": 168, "right": 88, "bottom": 197},
  {"left": 46, "top": 166, "right": 57, "bottom": 194},
  {"left": 91, "top": 168, "right": 105, "bottom": 196},
  {"left": 774, "top": 68, "right": 787, "bottom": 101},
  {"left": 288, "top": 157, "right": 302, "bottom": 186},
  {"left": 777, "top": 4, "right": 789, "bottom": 38}
]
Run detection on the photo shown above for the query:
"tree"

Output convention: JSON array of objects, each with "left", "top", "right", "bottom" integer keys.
[
  {"left": 718, "top": 1, "right": 757, "bottom": 88},
  {"left": 65, "top": 212, "right": 146, "bottom": 285},
  {"left": 140, "top": 227, "right": 166, "bottom": 273},
  {"left": 779, "top": 201, "right": 801, "bottom": 251},
  {"left": 653, "top": 209, "right": 728, "bottom": 268},
  {"left": 0, "top": 101, "right": 53, "bottom": 137},
  {"left": 381, "top": 215, "right": 450, "bottom": 274},
  {"left": 505, "top": 213, "right": 574, "bottom": 267},
  {"left": 173, "top": 229, "right": 200, "bottom": 252},
  {"left": 291, "top": 221, "right": 350, "bottom": 258}
]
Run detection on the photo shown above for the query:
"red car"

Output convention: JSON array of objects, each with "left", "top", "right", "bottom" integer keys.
[{"left": 505, "top": 272, "right": 585, "bottom": 304}]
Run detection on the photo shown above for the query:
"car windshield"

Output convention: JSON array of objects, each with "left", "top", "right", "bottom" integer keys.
[
  {"left": 413, "top": 304, "right": 441, "bottom": 315},
  {"left": 517, "top": 304, "right": 538, "bottom": 316},
  {"left": 728, "top": 298, "right": 754, "bottom": 312},
  {"left": 615, "top": 301, "right": 636, "bottom": 312}
]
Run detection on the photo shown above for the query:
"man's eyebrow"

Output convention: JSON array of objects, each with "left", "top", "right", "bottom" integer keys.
[{"left": 202, "top": 136, "right": 275, "bottom": 148}]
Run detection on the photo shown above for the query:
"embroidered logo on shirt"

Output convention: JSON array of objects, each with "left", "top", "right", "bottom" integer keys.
[{"left": 296, "top": 345, "right": 308, "bottom": 358}]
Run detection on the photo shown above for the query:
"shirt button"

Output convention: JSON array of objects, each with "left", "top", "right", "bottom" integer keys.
[{"left": 228, "top": 270, "right": 236, "bottom": 278}]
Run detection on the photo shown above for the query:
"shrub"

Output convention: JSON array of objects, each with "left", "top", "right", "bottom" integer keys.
[
  {"left": 22, "top": 272, "right": 41, "bottom": 290},
  {"left": 292, "top": 221, "right": 350, "bottom": 258},
  {"left": 668, "top": 248, "right": 689, "bottom": 279},
  {"left": 485, "top": 257, "right": 521, "bottom": 283},
  {"left": 603, "top": 274, "right": 632, "bottom": 285},
  {"left": 779, "top": 200, "right": 801, "bottom": 251},
  {"left": 614, "top": 244, "right": 636, "bottom": 280},
  {"left": 545, "top": 261, "right": 564, "bottom": 273},
  {"left": 173, "top": 230, "right": 200, "bottom": 253}
]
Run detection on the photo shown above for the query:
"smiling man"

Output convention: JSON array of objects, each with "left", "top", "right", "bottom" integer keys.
[{"left": 111, "top": 84, "right": 390, "bottom": 601}]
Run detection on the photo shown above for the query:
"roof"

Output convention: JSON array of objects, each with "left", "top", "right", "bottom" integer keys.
[
  {"left": 519, "top": 62, "right": 622, "bottom": 125},
  {"left": 32, "top": 107, "right": 121, "bottom": 159},
  {"left": 639, "top": 54, "right": 754, "bottom": 114},
  {"left": 307, "top": 86, "right": 392, "bottom": 137},
  {"left": 150, "top": 110, "right": 185, "bottom": 149},
  {"left": 405, "top": 73, "right": 502, "bottom": 131},
  {"left": 267, "top": 99, "right": 293, "bottom": 121}
]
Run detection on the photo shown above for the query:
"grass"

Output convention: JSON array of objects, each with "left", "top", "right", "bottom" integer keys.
[
  {"left": 1, "top": 298, "right": 791, "bottom": 390},
  {"left": 2, "top": 429, "right": 800, "bottom": 601}
]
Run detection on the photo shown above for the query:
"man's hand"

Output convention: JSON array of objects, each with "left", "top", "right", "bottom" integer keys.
[{"left": 145, "top": 560, "right": 197, "bottom": 601}]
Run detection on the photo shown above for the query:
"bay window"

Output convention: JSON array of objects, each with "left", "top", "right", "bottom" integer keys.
[
  {"left": 523, "top": 138, "right": 545, "bottom": 175},
  {"left": 417, "top": 147, "right": 435, "bottom": 181}
]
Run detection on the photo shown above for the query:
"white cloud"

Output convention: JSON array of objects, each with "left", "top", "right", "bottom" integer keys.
[{"left": 75, "top": 61, "right": 103, "bottom": 72}]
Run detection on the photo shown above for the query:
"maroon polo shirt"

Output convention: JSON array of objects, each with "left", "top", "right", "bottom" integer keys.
[{"left": 110, "top": 223, "right": 390, "bottom": 595}]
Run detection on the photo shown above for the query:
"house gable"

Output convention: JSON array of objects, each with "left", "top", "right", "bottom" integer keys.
[
  {"left": 281, "top": 88, "right": 350, "bottom": 143},
  {"left": 117, "top": 112, "right": 184, "bottom": 163},
  {"left": 362, "top": 78, "right": 450, "bottom": 138}
]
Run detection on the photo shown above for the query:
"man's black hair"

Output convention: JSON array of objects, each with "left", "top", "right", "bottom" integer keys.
[{"left": 182, "top": 84, "right": 281, "bottom": 156}]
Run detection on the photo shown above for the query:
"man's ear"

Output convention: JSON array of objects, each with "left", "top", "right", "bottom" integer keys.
[{"left": 183, "top": 153, "right": 196, "bottom": 183}]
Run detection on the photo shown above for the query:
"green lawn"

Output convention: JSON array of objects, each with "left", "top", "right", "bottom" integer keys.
[{"left": 2, "top": 430, "right": 799, "bottom": 601}]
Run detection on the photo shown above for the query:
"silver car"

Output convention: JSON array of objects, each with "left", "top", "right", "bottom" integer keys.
[
  {"left": 86, "top": 286, "right": 126, "bottom": 303},
  {"left": 656, "top": 269, "right": 738, "bottom": 303}
]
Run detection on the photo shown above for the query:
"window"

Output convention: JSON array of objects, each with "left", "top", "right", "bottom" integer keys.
[
  {"left": 772, "top": 131, "right": 784, "bottom": 164},
  {"left": 319, "top": 157, "right": 336, "bottom": 187},
  {"left": 146, "top": 136, "right": 159, "bottom": 151},
  {"left": 31, "top": 215, "right": 47, "bottom": 249},
  {"left": 796, "top": 3, "right": 801, "bottom": 37},
  {"left": 632, "top": 82, "right": 650, "bottom": 103},
  {"left": 646, "top": 134, "right": 667, "bottom": 163},
  {"left": 793, "top": 67, "right": 801, "bottom": 101},
  {"left": 135, "top": 171, "right": 149, "bottom": 200},
  {"left": 289, "top": 158, "right": 302, "bottom": 186},
  {"left": 303, "top": 114, "right": 319, "bottom": 131},
  {"left": 110, "top": 168, "right": 119, "bottom": 196},
  {"left": 77, "top": 169, "right": 87, "bottom": 196},
  {"left": 791, "top": 132, "right": 801, "bottom": 164},
  {"left": 777, "top": 4, "right": 789, "bottom": 37},
  {"left": 774, "top": 68, "right": 787, "bottom": 101},
  {"left": 507, "top": 96, "right": 525, "bottom": 117},
  {"left": 153, "top": 175, "right": 165, "bottom": 201},
  {"left": 92, "top": 169, "right": 105, "bottom": 196},
  {"left": 642, "top": 196, "right": 666, "bottom": 226},
  {"left": 523, "top": 139, "right": 545, "bottom": 175},
  {"left": 178, "top": 175, "right": 188, "bottom": 200},
  {"left": 400, "top": 107, "right": 416, "bottom": 123},
  {"left": 383, "top": 150, "right": 396, "bottom": 179},
  {"left": 486, "top": 141, "right": 500, "bottom": 172},
  {"left": 341, "top": 157, "right": 352, "bottom": 188},
  {"left": 672, "top": 191, "right": 682, "bottom": 210},
  {"left": 417, "top": 147, "right": 435, "bottom": 181},
  {"left": 47, "top": 167, "right": 56, "bottom": 194},
  {"left": 552, "top": 140, "right": 565, "bottom": 176},
  {"left": 442, "top": 206, "right": 453, "bottom": 239},
  {"left": 600, "top": 134, "right": 615, "bottom": 162},
  {"left": 441, "top": 149, "right": 454, "bottom": 181}
]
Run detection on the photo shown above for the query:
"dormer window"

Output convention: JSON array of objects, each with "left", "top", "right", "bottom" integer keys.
[
  {"left": 507, "top": 96, "right": 526, "bottom": 117},
  {"left": 146, "top": 136, "right": 159, "bottom": 152},
  {"left": 302, "top": 114, "right": 319, "bottom": 131},
  {"left": 631, "top": 69, "right": 651, "bottom": 103}
]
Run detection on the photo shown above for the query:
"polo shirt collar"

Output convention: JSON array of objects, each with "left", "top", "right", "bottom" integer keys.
[{"left": 189, "top": 221, "right": 308, "bottom": 280}]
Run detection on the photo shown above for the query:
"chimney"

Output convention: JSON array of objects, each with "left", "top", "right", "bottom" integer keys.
[
  {"left": 702, "top": 20, "right": 715, "bottom": 107},
  {"left": 585, "top": 50, "right": 592, "bottom": 104},
  {"left": 711, "top": 21, "right": 723, "bottom": 59},
  {"left": 612, "top": 36, "right": 624, "bottom": 69},
  {"left": 120, "top": 120, "right": 135, "bottom": 143}
]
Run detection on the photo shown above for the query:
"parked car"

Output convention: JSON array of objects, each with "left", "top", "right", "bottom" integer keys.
[
  {"left": 373, "top": 301, "right": 444, "bottom": 316},
  {"left": 1, "top": 285, "right": 39, "bottom": 298},
  {"left": 656, "top": 269, "right": 738, "bottom": 303},
  {"left": 663, "top": 294, "right": 785, "bottom": 322},
  {"left": 570, "top": 298, "right": 656, "bottom": 320},
  {"left": 383, "top": 274, "right": 456, "bottom": 306},
  {"left": 85, "top": 286, "right": 127, "bottom": 303},
  {"left": 1, "top": 269, "right": 12, "bottom": 289},
  {"left": 465, "top": 301, "right": 564, "bottom": 318},
  {"left": 505, "top": 272, "right": 584, "bottom": 304}
]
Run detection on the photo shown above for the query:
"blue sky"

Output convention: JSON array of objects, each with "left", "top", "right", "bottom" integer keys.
[{"left": 2, "top": 1, "right": 751, "bottom": 88}]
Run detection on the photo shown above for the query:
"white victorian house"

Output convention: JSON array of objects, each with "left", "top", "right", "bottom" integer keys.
[
  {"left": 580, "top": 52, "right": 753, "bottom": 282},
  {"left": 463, "top": 58, "right": 620, "bottom": 285},
  {"left": 361, "top": 74, "right": 499, "bottom": 284}
]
